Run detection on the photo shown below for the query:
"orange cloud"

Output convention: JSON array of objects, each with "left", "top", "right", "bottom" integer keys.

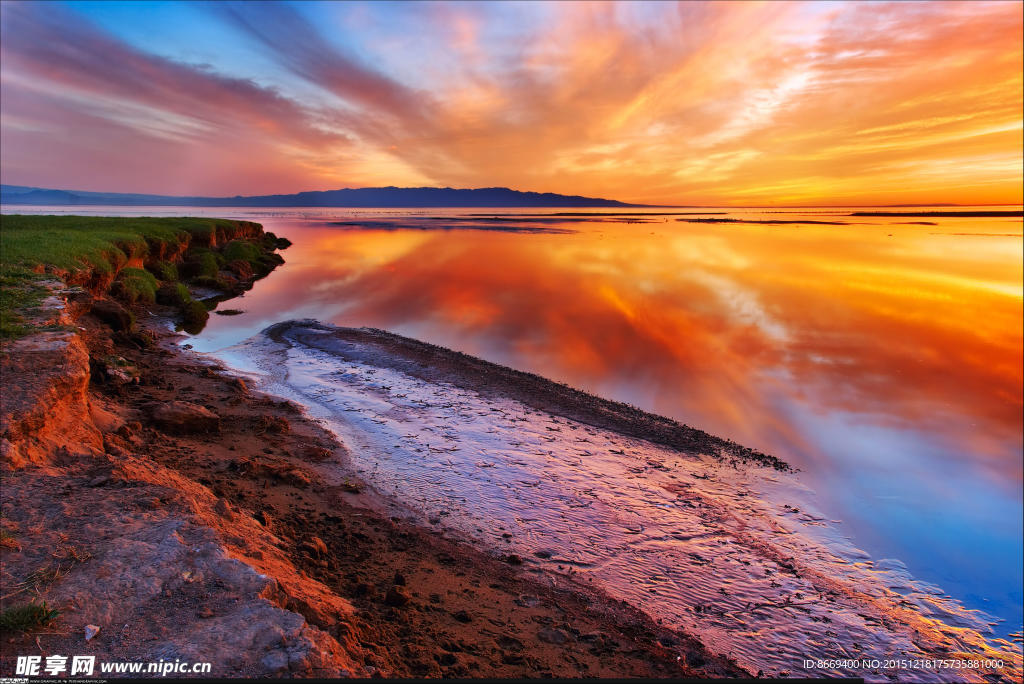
[{"left": 1, "top": 1, "right": 1020, "bottom": 203}]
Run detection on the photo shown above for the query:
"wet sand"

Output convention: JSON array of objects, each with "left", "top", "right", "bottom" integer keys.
[{"left": 208, "top": 320, "right": 1023, "bottom": 682}]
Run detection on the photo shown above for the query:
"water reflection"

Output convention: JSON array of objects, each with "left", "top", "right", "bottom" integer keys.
[{"left": 189, "top": 208, "right": 1022, "bottom": 636}]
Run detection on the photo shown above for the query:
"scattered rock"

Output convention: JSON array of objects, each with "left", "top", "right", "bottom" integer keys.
[
  {"left": 226, "top": 260, "right": 254, "bottom": 279},
  {"left": 90, "top": 299, "right": 133, "bottom": 331},
  {"left": 106, "top": 366, "right": 137, "bottom": 387},
  {"left": 301, "top": 445, "right": 332, "bottom": 461},
  {"left": 496, "top": 635, "right": 523, "bottom": 651},
  {"left": 151, "top": 401, "right": 220, "bottom": 434},
  {"left": 303, "top": 536, "right": 328, "bottom": 558},
  {"left": 84, "top": 624, "right": 101, "bottom": 641},
  {"left": 213, "top": 498, "right": 234, "bottom": 521},
  {"left": 384, "top": 586, "right": 410, "bottom": 607},
  {"left": 254, "top": 510, "right": 273, "bottom": 529},
  {"left": 537, "top": 627, "right": 568, "bottom": 645},
  {"left": 260, "top": 650, "right": 288, "bottom": 673},
  {"left": 257, "top": 415, "right": 290, "bottom": 434}
]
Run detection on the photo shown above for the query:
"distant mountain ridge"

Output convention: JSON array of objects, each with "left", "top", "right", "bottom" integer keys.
[{"left": 0, "top": 184, "right": 646, "bottom": 208}]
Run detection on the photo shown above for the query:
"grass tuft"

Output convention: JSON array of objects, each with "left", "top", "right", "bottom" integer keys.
[
  {"left": 117, "top": 267, "right": 158, "bottom": 304},
  {"left": 0, "top": 602, "right": 60, "bottom": 633},
  {"left": 148, "top": 260, "right": 178, "bottom": 282},
  {"left": 222, "top": 239, "right": 262, "bottom": 264}
]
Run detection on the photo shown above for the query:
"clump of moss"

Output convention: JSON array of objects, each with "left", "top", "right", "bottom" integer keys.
[
  {"left": 190, "top": 275, "right": 232, "bottom": 291},
  {"left": 116, "top": 267, "right": 158, "bottom": 304},
  {"left": 0, "top": 602, "right": 60, "bottom": 633},
  {"left": 181, "top": 298, "right": 210, "bottom": 334},
  {"left": 156, "top": 282, "right": 191, "bottom": 307},
  {"left": 222, "top": 239, "right": 262, "bottom": 264},
  {"left": 189, "top": 251, "right": 222, "bottom": 279},
  {"left": 147, "top": 260, "right": 178, "bottom": 282}
]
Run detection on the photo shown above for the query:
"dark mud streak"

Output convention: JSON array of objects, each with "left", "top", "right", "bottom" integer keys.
[
  {"left": 677, "top": 218, "right": 849, "bottom": 225},
  {"left": 850, "top": 211, "right": 1023, "bottom": 218},
  {"left": 264, "top": 320, "right": 790, "bottom": 471}
]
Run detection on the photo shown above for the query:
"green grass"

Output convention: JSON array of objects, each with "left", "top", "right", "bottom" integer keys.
[
  {"left": 0, "top": 266, "right": 48, "bottom": 339},
  {"left": 0, "top": 215, "right": 275, "bottom": 340},
  {"left": 0, "top": 215, "right": 261, "bottom": 340},
  {"left": 148, "top": 260, "right": 178, "bottom": 282},
  {"left": 223, "top": 239, "right": 262, "bottom": 263},
  {"left": 117, "top": 267, "right": 158, "bottom": 304},
  {"left": 180, "top": 298, "right": 210, "bottom": 334},
  {"left": 157, "top": 282, "right": 192, "bottom": 307},
  {"left": 0, "top": 215, "right": 255, "bottom": 275},
  {"left": 0, "top": 602, "right": 60, "bottom": 633}
]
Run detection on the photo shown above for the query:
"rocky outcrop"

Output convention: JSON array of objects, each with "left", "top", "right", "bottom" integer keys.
[
  {"left": 0, "top": 465, "right": 360, "bottom": 677},
  {"left": 0, "top": 331, "right": 102, "bottom": 469},
  {"left": 151, "top": 402, "right": 220, "bottom": 435}
]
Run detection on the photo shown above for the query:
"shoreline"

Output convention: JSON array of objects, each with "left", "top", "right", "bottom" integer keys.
[
  {"left": 2, "top": 216, "right": 1020, "bottom": 681},
  {"left": 0, "top": 302, "right": 746, "bottom": 678},
  {"left": 0, "top": 217, "right": 746, "bottom": 678}
]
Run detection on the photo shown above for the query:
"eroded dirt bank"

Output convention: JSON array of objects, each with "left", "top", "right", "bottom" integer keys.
[{"left": 0, "top": 309, "right": 745, "bottom": 677}]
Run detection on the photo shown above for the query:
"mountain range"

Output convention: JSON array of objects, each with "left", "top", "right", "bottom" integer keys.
[{"left": 0, "top": 184, "right": 645, "bottom": 208}]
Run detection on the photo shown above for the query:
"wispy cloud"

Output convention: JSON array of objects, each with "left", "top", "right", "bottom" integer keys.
[{"left": 1, "top": 0, "right": 1020, "bottom": 203}]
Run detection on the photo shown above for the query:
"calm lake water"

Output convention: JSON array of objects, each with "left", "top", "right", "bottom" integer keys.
[{"left": 5, "top": 204, "right": 1022, "bottom": 642}]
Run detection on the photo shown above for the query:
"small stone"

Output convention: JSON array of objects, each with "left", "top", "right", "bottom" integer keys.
[
  {"left": 533, "top": 549, "right": 553, "bottom": 559},
  {"left": 213, "top": 498, "right": 234, "bottom": 520},
  {"left": 254, "top": 510, "right": 273, "bottom": 529},
  {"left": 537, "top": 627, "right": 568, "bottom": 645},
  {"left": 88, "top": 475, "right": 110, "bottom": 488},
  {"left": 90, "top": 299, "right": 133, "bottom": 331},
  {"left": 452, "top": 610, "right": 472, "bottom": 623},
  {"left": 393, "top": 572, "right": 406, "bottom": 586},
  {"left": 384, "top": 587, "right": 410, "bottom": 607},
  {"left": 84, "top": 624, "right": 101, "bottom": 641},
  {"left": 506, "top": 554, "right": 523, "bottom": 565},
  {"left": 303, "top": 536, "right": 328, "bottom": 558},
  {"left": 151, "top": 401, "right": 220, "bottom": 434},
  {"left": 261, "top": 651, "right": 288, "bottom": 673}
]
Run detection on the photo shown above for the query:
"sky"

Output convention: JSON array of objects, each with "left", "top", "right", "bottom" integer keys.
[{"left": 0, "top": 0, "right": 1021, "bottom": 205}]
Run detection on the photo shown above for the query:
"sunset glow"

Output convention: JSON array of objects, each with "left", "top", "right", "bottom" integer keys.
[{"left": 1, "top": 1, "right": 1021, "bottom": 205}]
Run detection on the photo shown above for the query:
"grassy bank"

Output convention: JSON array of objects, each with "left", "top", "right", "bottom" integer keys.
[{"left": 0, "top": 215, "right": 286, "bottom": 339}]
